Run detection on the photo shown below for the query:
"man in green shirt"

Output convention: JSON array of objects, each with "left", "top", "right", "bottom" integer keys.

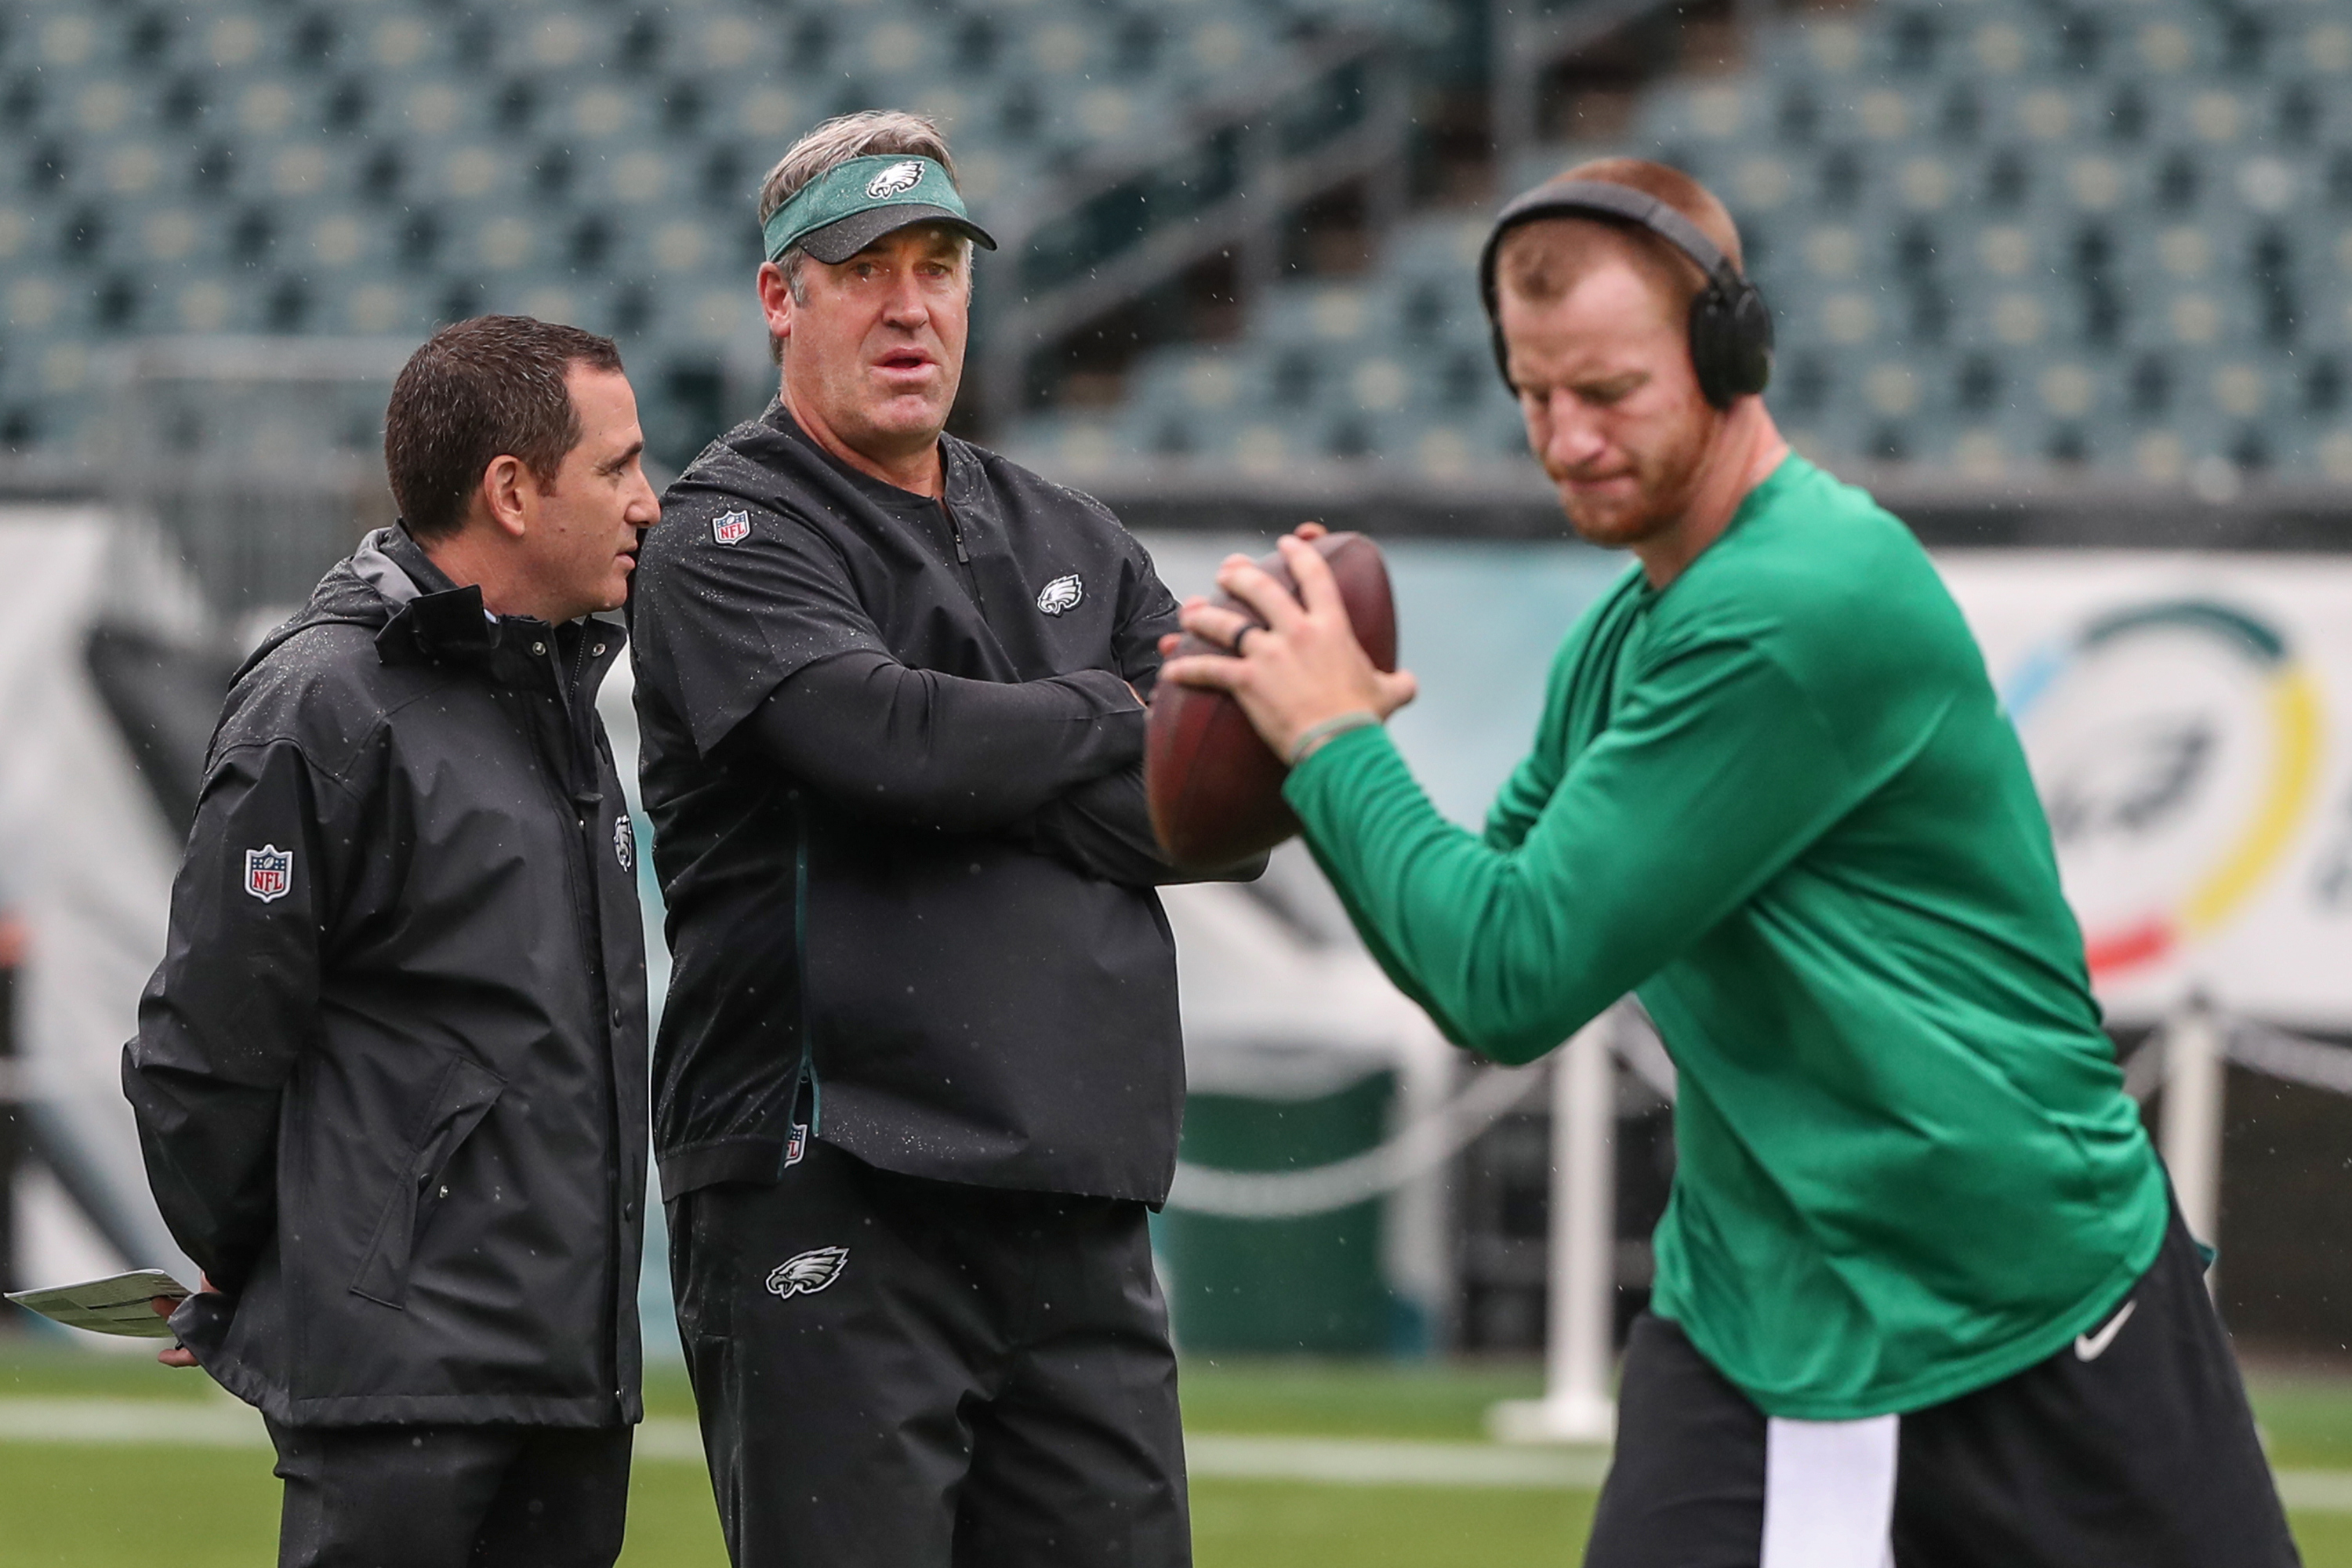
[{"left": 1163, "top": 160, "right": 2296, "bottom": 1566}]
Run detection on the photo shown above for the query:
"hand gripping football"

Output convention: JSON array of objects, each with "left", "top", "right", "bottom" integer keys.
[{"left": 1146, "top": 532, "right": 1397, "bottom": 872}]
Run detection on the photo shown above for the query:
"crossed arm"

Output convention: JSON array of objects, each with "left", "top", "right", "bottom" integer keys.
[
  {"left": 747, "top": 648, "right": 1257, "bottom": 886},
  {"left": 749, "top": 650, "right": 1145, "bottom": 833}
]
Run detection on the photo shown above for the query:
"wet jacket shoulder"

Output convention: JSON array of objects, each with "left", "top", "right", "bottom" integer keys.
[
  {"left": 123, "top": 529, "right": 650, "bottom": 1430},
  {"left": 633, "top": 416, "right": 1172, "bottom": 751}
]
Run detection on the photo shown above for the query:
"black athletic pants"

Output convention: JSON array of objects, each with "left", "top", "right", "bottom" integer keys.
[
  {"left": 265, "top": 1419, "right": 632, "bottom": 1568},
  {"left": 669, "top": 1141, "right": 1190, "bottom": 1568},
  {"left": 1586, "top": 1204, "right": 2299, "bottom": 1567}
]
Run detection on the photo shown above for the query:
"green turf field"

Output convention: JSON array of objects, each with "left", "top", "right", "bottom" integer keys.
[{"left": 3, "top": 1339, "right": 2348, "bottom": 1566}]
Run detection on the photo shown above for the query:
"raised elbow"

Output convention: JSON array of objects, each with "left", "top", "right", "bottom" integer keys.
[
  {"left": 1446, "top": 972, "right": 1613, "bottom": 1066},
  {"left": 1459, "top": 1018, "right": 1570, "bottom": 1067}
]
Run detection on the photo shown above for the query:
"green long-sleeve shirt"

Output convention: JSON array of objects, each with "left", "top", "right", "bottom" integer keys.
[{"left": 1285, "top": 456, "right": 2167, "bottom": 1419}]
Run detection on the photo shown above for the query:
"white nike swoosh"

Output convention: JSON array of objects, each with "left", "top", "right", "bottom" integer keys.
[{"left": 2075, "top": 1300, "right": 2136, "bottom": 1361}]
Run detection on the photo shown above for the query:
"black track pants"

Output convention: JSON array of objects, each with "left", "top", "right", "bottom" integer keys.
[
  {"left": 1585, "top": 1205, "right": 2299, "bottom": 1567},
  {"left": 670, "top": 1142, "right": 1190, "bottom": 1568},
  {"left": 267, "top": 1420, "right": 631, "bottom": 1568}
]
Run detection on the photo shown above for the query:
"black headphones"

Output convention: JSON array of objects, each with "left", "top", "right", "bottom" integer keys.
[{"left": 1475, "top": 179, "right": 1774, "bottom": 411}]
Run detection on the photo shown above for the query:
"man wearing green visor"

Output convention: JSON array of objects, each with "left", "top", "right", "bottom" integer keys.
[{"left": 630, "top": 111, "right": 1236, "bottom": 1568}]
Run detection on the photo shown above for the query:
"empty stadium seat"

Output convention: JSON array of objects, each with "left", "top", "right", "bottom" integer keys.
[
  {"left": 1006, "top": 0, "right": 2343, "bottom": 482},
  {"left": 0, "top": 0, "right": 1408, "bottom": 466},
  {"left": 2, "top": 0, "right": 2338, "bottom": 484}
]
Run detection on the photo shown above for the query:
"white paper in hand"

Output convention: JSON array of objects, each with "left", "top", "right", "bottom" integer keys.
[{"left": 5, "top": 1270, "right": 191, "bottom": 1338}]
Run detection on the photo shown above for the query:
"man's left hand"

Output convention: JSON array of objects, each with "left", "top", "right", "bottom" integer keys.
[
  {"left": 152, "top": 1276, "right": 216, "bottom": 1367},
  {"left": 1160, "top": 530, "right": 1418, "bottom": 760}
]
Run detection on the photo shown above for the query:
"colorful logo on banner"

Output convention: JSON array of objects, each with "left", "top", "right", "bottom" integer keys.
[{"left": 2002, "top": 599, "right": 2324, "bottom": 980}]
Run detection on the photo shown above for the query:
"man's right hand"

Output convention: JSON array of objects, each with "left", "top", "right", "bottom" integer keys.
[{"left": 152, "top": 1277, "right": 215, "bottom": 1367}]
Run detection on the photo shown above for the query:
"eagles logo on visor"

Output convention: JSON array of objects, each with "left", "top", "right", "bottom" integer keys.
[
  {"left": 760, "top": 154, "right": 1000, "bottom": 266},
  {"left": 865, "top": 161, "right": 924, "bottom": 199}
]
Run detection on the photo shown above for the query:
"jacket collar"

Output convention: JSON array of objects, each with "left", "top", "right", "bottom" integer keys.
[
  {"left": 760, "top": 401, "right": 973, "bottom": 514},
  {"left": 366, "top": 525, "right": 501, "bottom": 666},
  {"left": 356, "top": 524, "right": 459, "bottom": 605}
]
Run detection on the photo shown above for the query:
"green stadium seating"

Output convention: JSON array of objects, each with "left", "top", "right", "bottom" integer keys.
[
  {"left": 1011, "top": 0, "right": 2351, "bottom": 483},
  {"left": 2, "top": 0, "right": 2342, "bottom": 485},
  {"left": 0, "top": 0, "right": 1427, "bottom": 466}
]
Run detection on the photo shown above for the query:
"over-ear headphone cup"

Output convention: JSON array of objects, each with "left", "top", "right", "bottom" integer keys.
[
  {"left": 1727, "top": 284, "right": 1775, "bottom": 398},
  {"left": 1687, "top": 282, "right": 1774, "bottom": 408},
  {"left": 1687, "top": 294, "right": 1731, "bottom": 410}
]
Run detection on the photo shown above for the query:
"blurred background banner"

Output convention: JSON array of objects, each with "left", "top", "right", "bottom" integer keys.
[
  {"left": 0, "top": 508, "right": 216, "bottom": 1293},
  {"left": 1943, "top": 554, "right": 2352, "bottom": 1031}
]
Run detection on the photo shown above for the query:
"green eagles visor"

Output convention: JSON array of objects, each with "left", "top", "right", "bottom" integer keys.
[{"left": 760, "top": 154, "right": 999, "bottom": 265}]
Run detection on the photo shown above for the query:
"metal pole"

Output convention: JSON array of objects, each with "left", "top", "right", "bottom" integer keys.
[
  {"left": 1236, "top": 117, "right": 1283, "bottom": 304},
  {"left": 1491, "top": 1007, "right": 1617, "bottom": 1443},
  {"left": 1488, "top": 0, "right": 1535, "bottom": 183},
  {"left": 1552, "top": 1010, "right": 1618, "bottom": 1427},
  {"left": 972, "top": 240, "right": 1032, "bottom": 439},
  {"left": 0, "top": 915, "right": 20, "bottom": 1298},
  {"left": 1362, "top": 47, "right": 1410, "bottom": 241},
  {"left": 2163, "top": 992, "right": 2225, "bottom": 1294}
]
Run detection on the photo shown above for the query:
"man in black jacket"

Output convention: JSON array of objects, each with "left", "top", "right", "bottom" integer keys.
[
  {"left": 124, "top": 315, "right": 659, "bottom": 1568},
  {"left": 630, "top": 112, "right": 1250, "bottom": 1568}
]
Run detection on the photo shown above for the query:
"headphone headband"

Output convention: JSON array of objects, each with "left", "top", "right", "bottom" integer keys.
[{"left": 1478, "top": 179, "right": 1744, "bottom": 321}]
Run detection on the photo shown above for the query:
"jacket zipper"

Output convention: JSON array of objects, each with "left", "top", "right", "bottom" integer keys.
[
  {"left": 939, "top": 500, "right": 983, "bottom": 607},
  {"left": 543, "top": 630, "right": 626, "bottom": 1421},
  {"left": 789, "top": 789, "right": 820, "bottom": 1150},
  {"left": 564, "top": 630, "right": 601, "bottom": 785},
  {"left": 567, "top": 626, "right": 590, "bottom": 696}
]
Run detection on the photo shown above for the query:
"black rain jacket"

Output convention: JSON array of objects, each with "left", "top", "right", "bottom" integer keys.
[
  {"left": 122, "top": 528, "right": 649, "bottom": 1429},
  {"left": 630, "top": 407, "right": 1250, "bottom": 1207}
]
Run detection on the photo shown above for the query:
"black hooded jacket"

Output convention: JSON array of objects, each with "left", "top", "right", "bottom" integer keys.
[
  {"left": 630, "top": 408, "right": 1253, "bottom": 1207},
  {"left": 122, "top": 528, "right": 649, "bottom": 1429}
]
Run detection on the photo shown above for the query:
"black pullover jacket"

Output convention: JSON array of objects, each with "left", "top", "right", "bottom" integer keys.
[
  {"left": 630, "top": 406, "right": 1254, "bottom": 1206},
  {"left": 123, "top": 528, "right": 649, "bottom": 1428}
]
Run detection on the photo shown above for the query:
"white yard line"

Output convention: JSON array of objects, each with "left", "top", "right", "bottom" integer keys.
[
  {"left": 2277, "top": 1469, "right": 2352, "bottom": 1514},
  {"left": 0, "top": 1396, "right": 270, "bottom": 1449},
  {"left": 2, "top": 1398, "right": 2350, "bottom": 1510},
  {"left": 1185, "top": 1433, "right": 1613, "bottom": 1490},
  {"left": 0, "top": 1397, "right": 713, "bottom": 1459}
]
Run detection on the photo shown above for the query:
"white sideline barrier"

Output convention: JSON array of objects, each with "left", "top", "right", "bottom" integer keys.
[
  {"left": 1157, "top": 978, "right": 2352, "bottom": 1454},
  {"left": 2139, "top": 1002, "right": 2352, "bottom": 1298},
  {"left": 1163, "top": 1058, "right": 1545, "bottom": 1219},
  {"left": 1491, "top": 997, "right": 2352, "bottom": 1439}
]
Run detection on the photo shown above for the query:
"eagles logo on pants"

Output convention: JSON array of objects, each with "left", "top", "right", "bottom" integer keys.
[{"left": 670, "top": 1142, "right": 1189, "bottom": 1568}]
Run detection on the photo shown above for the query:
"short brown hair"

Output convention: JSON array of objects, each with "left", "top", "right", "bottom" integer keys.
[
  {"left": 756, "top": 110, "right": 961, "bottom": 361},
  {"left": 383, "top": 315, "right": 623, "bottom": 542},
  {"left": 1496, "top": 158, "right": 1744, "bottom": 318}
]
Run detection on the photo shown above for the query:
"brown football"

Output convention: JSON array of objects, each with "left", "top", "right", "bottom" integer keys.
[{"left": 1146, "top": 532, "right": 1398, "bottom": 872}]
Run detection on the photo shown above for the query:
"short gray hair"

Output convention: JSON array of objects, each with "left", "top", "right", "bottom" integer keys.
[{"left": 759, "top": 111, "right": 962, "bottom": 310}]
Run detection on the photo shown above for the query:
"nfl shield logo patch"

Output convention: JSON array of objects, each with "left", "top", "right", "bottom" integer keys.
[
  {"left": 243, "top": 845, "right": 292, "bottom": 903},
  {"left": 712, "top": 510, "right": 752, "bottom": 546},
  {"left": 785, "top": 1123, "right": 808, "bottom": 1167}
]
